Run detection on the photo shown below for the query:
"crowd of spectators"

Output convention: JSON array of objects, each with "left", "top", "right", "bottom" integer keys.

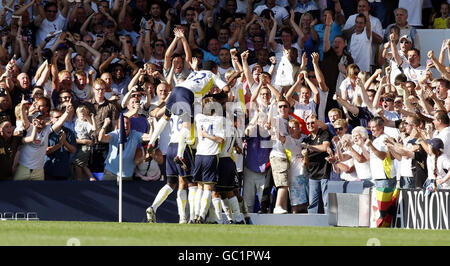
[{"left": 0, "top": 0, "right": 449, "bottom": 217}]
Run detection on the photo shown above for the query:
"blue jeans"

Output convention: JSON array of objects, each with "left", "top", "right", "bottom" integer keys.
[
  {"left": 307, "top": 179, "right": 328, "bottom": 214},
  {"left": 400, "top": 176, "right": 415, "bottom": 189},
  {"left": 374, "top": 179, "right": 397, "bottom": 189}
]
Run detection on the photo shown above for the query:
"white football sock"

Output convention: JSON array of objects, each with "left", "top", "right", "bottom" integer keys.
[
  {"left": 207, "top": 202, "right": 217, "bottom": 223},
  {"left": 200, "top": 189, "right": 212, "bottom": 219},
  {"left": 177, "top": 127, "right": 191, "bottom": 158},
  {"left": 229, "top": 196, "right": 243, "bottom": 222},
  {"left": 212, "top": 197, "right": 223, "bottom": 224},
  {"left": 194, "top": 188, "right": 203, "bottom": 217},
  {"left": 149, "top": 118, "right": 168, "bottom": 146},
  {"left": 177, "top": 189, "right": 187, "bottom": 221},
  {"left": 188, "top": 186, "right": 197, "bottom": 221},
  {"left": 221, "top": 198, "right": 233, "bottom": 222},
  {"left": 151, "top": 184, "right": 173, "bottom": 212}
]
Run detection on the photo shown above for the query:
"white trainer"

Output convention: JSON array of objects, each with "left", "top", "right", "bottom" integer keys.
[{"left": 273, "top": 207, "right": 288, "bottom": 214}]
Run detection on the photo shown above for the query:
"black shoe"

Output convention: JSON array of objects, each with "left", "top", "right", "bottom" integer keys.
[
  {"left": 257, "top": 207, "right": 269, "bottom": 214},
  {"left": 244, "top": 217, "right": 251, "bottom": 224}
]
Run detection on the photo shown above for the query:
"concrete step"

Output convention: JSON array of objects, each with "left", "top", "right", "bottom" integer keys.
[{"left": 248, "top": 213, "right": 331, "bottom": 227}]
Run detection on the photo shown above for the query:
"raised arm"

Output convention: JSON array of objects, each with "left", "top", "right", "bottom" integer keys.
[
  {"left": 285, "top": 72, "right": 304, "bottom": 101},
  {"left": 428, "top": 49, "right": 450, "bottom": 80},
  {"left": 60, "top": 0, "right": 70, "bottom": 18},
  {"left": 80, "top": 12, "right": 95, "bottom": 36},
  {"left": 323, "top": 13, "right": 333, "bottom": 54},
  {"left": 52, "top": 104, "right": 74, "bottom": 133},
  {"left": 333, "top": 93, "right": 359, "bottom": 116},
  {"left": 311, "top": 52, "right": 328, "bottom": 92},
  {"left": 164, "top": 30, "right": 180, "bottom": 72},
  {"left": 230, "top": 48, "right": 242, "bottom": 73},
  {"left": 267, "top": 13, "right": 278, "bottom": 52},
  {"left": 389, "top": 32, "right": 403, "bottom": 67},
  {"left": 241, "top": 50, "right": 256, "bottom": 87},
  {"left": 174, "top": 28, "right": 192, "bottom": 69},
  {"left": 303, "top": 71, "right": 320, "bottom": 104},
  {"left": 98, "top": 53, "right": 114, "bottom": 74}
]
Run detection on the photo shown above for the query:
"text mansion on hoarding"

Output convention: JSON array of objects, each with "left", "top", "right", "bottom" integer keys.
[{"left": 394, "top": 189, "right": 450, "bottom": 230}]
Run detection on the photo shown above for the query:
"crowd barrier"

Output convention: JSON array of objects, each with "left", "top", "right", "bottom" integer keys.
[
  {"left": 2, "top": 181, "right": 449, "bottom": 229},
  {"left": 0, "top": 180, "right": 366, "bottom": 224},
  {"left": 0, "top": 181, "right": 178, "bottom": 223}
]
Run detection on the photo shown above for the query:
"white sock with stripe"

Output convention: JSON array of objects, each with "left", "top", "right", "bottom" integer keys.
[
  {"left": 212, "top": 197, "right": 223, "bottom": 224},
  {"left": 188, "top": 186, "right": 197, "bottom": 221},
  {"left": 221, "top": 198, "right": 233, "bottom": 222},
  {"left": 177, "top": 189, "right": 187, "bottom": 222},
  {"left": 229, "top": 196, "right": 243, "bottom": 222},
  {"left": 151, "top": 184, "right": 173, "bottom": 212},
  {"left": 207, "top": 202, "right": 217, "bottom": 223},
  {"left": 177, "top": 127, "right": 191, "bottom": 158},
  {"left": 194, "top": 188, "right": 203, "bottom": 218},
  {"left": 200, "top": 189, "right": 212, "bottom": 219}
]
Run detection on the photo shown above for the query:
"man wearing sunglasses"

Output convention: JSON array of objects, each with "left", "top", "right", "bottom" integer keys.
[
  {"left": 377, "top": 92, "right": 401, "bottom": 139},
  {"left": 267, "top": 99, "right": 291, "bottom": 214},
  {"left": 301, "top": 114, "right": 331, "bottom": 214}
]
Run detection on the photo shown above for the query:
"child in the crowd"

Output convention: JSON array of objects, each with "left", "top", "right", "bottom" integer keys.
[{"left": 73, "top": 105, "right": 96, "bottom": 181}]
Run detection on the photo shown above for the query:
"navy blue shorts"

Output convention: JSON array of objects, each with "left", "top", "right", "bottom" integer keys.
[
  {"left": 193, "top": 155, "right": 218, "bottom": 184},
  {"left": 215, "top": 157, "right": 239, "bottom": 192},
  {"left": 164, "top": 86, "right": 194, "bottom": 118},
  {"left": 165, "top": 143, "right": 194, "bottom": 184}
]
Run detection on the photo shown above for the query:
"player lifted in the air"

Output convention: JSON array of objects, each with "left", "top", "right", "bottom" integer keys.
[{"left": 146, "top": 59, "right": 240, "bottom": 171}]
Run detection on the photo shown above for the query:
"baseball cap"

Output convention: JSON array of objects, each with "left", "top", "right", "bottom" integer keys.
[
  {"left": 31, "top": 111, "right": 46, "bottom": 120},
  {"left": 426, "top": 138, "right": 444, "bottom": 152},
  {"left": 399, "top": 35, "right": 412, "bottom": 43}
]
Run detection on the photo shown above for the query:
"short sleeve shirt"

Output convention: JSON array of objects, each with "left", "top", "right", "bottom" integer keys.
[{"left": 303, "top": 128, "right": 331, "bottom": 180}]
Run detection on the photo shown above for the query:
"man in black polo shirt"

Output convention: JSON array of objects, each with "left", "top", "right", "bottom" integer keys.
[{"left": 302, "top": 114, "right": 332, "bottom": 214}]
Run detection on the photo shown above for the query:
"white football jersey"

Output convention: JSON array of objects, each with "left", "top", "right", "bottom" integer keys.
[
  {"left": 169, "top": 114, "right": 183, "bottom": 144},
  {"left": 195, "top": 113, "right": 225, "bottom": 155},
  {"left": 179, "top": 70, "right": 227, "bottom": 97}
]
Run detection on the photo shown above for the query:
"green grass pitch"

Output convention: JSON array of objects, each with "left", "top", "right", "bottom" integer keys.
[{"left": 1, "top": 220, "right": 450, "bottom": 246}]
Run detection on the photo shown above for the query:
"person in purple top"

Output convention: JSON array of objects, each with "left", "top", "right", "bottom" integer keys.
[{"left": 243, "top": 110, "right": 272, "bottom": 213}]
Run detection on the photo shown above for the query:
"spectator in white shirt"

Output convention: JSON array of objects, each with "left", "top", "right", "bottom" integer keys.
[{"left": 348, "top": 13, "right": 372, "bottom": 72}]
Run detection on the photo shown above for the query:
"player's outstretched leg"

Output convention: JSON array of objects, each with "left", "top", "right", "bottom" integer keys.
[
  {"left": 148, "top": 116, "right": 170, "bottom": 153},
  {"left": 146, "top": 184, "right": 174, "bottom": 223}
]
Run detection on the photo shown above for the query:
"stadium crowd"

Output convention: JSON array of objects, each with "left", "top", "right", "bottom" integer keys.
[{"left": 0, "top": 0, "right": 449, "bottom": 224}]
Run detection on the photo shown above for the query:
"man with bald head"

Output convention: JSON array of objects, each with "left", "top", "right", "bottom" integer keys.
[{"left": 11, "top": 73, "right": 32, "bottom": 107}]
